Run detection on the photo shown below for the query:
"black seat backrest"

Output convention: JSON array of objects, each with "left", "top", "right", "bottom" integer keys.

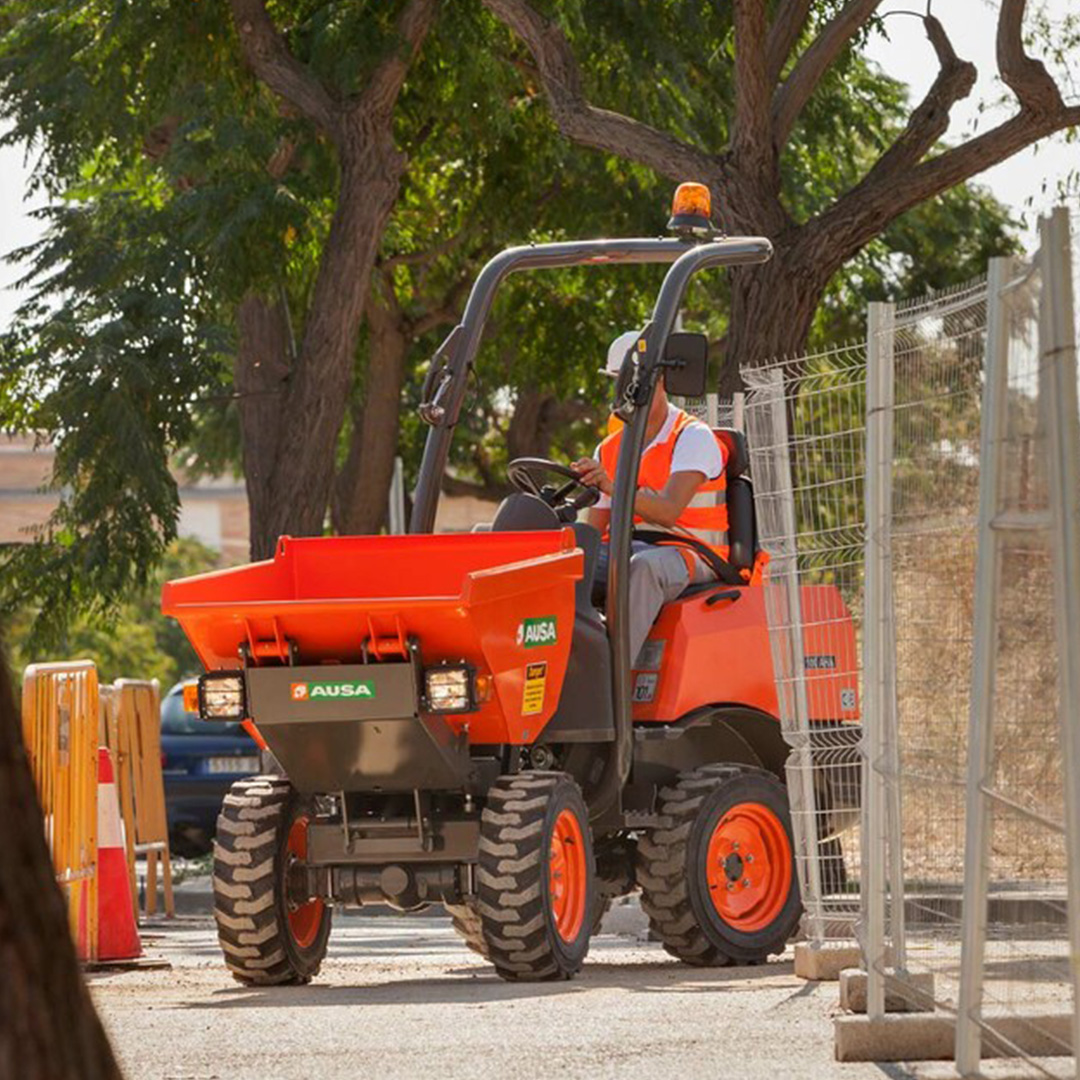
[
  {"left": 714, "top": 428, "right": 749, "bottom": 479},
  {"left": 491, "top": 492, "right": 560, "bottom": 532},
  {"left": 727, "top": 475, "right": 757, "bottom": 572},
  {"left": 714, "top": 429, "right": 756, "bottom": 572}
]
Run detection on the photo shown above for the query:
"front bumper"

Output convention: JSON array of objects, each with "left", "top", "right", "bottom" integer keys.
[{"left": 245, "top": 663, "right": 472, "bottom": 794}]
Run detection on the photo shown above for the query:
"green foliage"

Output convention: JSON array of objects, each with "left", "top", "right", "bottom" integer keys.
[
  {"left": 0, "top": 0, "right": 1022, "bottom": 648},
  {"left": 4, "top": 538, "right": 218, "bottom": 687}
]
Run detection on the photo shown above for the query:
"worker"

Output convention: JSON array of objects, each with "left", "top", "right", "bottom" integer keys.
[{"left": 572, "top": 330, "right": 728, "bottom": 665}]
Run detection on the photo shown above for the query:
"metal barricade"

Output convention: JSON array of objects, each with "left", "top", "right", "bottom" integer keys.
[
  {"left": 21, "top": 661, "right": 100, "bottom": 961},
  {"left": 742, "top": 345, "right": 868, "bottom": 946},
  {"left": 103, "top": 679, "right": 174, "bottom": 918}
]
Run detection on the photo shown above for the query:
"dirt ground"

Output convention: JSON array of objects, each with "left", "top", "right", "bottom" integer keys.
[{"left": 87, "top": 912, "right": 909, "bottom": 1080}]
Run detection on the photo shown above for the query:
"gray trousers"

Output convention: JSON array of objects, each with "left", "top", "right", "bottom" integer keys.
[{"left": 596, "top": 542, "right": 716, "bottom": 664}]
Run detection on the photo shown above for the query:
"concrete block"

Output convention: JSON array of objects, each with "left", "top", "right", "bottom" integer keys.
[
  {"left": 838, "top": 967, "right": 935, "bottom": 1013},
  {"left": 794, "top": 941, "right": 878, "bottom": 981},
  {"left": 834, "top": 1012, "right": 1073, "bottom": 1064},
  {"left": 834, "top": 1014, "right": 955, "bottom": 1062}
]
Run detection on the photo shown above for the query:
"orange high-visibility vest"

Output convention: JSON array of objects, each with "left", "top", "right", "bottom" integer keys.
[{"left": 597, "top": 409, "right": 729, "bottom": 558}]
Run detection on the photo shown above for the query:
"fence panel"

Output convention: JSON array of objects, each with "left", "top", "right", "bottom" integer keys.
[
  {"left": 742, "top": 344, "right": 868, "bottom": 944},
  {"left": 951, "top": 211, "right": 1079, "bottom": 1075},
  {"left": 871, "top": 277, "right": 991, "bottom": 1018},
  {"left": 103, "top": 679, "right": 174, "bottom": 918},
  {"left": 21, "top": 661, "right": 100, "bottom": 961}
]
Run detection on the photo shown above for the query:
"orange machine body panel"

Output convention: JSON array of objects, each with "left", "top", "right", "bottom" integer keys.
[
  {"left": 161, "top": 531, "right": 582, "bottom": 745},
  {"left": 631, "top": 584, "right": 860, "bottom": 724}
]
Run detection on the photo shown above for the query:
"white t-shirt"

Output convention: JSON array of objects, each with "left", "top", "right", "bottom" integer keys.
[{"left": 595, "top": 404, "right": 725, "bottom": 508}]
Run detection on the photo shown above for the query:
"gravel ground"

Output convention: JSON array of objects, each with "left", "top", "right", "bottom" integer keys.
[{"left": 88, "top": 914, "right": 906, "bottom": 1080}]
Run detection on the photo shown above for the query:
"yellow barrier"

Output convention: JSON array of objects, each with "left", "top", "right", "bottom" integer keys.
[
  {"left": 103, "top": 679, "right": 174, "bottom": 917},
  {"left": 22, "top": 661, "right": 100, "bottom": 961}
]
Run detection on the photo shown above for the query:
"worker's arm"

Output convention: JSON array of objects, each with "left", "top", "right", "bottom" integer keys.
[
  {"left": 585, "top": 507, "right": 611, "bottom": 532},
  {"left": 573, "top": 459, "right": 705, "bottom": 530}
]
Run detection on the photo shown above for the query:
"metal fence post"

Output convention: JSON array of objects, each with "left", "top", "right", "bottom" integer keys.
[
  {"left": 955, "top": 257, "right": 1013, "bottom": 1074},
  {"left": 864, "top": 301, "right": 895, "bottom": 1019},
  {"left": 763, "top": 368, "right": 826, "bottom": 946},
  {"left": 1036, "top": 208, "right": 1080, "bottom": 1066}
]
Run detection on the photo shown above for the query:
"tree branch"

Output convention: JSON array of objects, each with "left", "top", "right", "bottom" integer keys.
[
  {"left": 996, "top": 0, "right": 1066, "bottom": 115},
  {"left": 850, "top": 17, "right": 976, "bottom": 187},
  {"left": 360, "top": 0, "right": 439, "bottom": 121},
  {"left": 481, "top": 0, "right": 721, "bottom": 185},
  {"left": 732, "top": 0, "right": 773, "bottom": 174},
  {"left": 230, "top": 0, "right": 338, "bottom": 135},
  {"left": 409, "top": 275, "right": 473, "bottom": 337},
  {"left": 803, "top": 0, "right": 1078, "bottom": 271},
  {"left": 772, "top": 0, "right": 882, "bottom": 146},
  {"left": 765, "top": 0, "right": 814, "bottom": 87}
]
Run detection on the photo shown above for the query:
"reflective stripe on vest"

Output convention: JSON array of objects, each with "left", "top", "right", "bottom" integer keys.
[{"left": 597, "top": 408, "right": 729, "bottom": 558}]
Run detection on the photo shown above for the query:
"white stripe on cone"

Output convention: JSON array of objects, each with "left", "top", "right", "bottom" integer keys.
[{"left": 97, "top": 780, "right": 125, "bottom": 850}]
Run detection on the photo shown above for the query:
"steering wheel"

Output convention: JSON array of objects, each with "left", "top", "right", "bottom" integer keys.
[{"left": 507, "top": 457, "right": 602, "bottom": 517}]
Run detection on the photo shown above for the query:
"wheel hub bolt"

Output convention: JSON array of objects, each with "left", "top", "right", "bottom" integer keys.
[
  {"left": 727, "top": 882, "right": 735, "bottom": 891},
  {"left": 745, "top": 854, "right": 754, "bottom": 863},
  {"left": 743, "top": 878, "right": 751, "bottom": 887}
]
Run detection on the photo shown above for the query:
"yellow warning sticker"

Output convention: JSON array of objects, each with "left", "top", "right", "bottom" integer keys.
[{"left": 522, "top": 661, "right": 547, "bottom": 716}]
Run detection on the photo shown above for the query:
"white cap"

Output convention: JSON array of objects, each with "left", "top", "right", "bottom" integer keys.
[{"left": 602, "top": 330, "right": 641, "bottom": 377}]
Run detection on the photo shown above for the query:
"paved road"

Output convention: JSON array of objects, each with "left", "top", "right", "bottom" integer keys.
[{"left": 89, "top": 913, "right": 901, "bottom": 1080}]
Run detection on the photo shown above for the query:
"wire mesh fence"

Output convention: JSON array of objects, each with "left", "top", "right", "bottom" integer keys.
[
  {"left": 878, "top": 275, "right": 990, "bottom": 1012},
  {"left": 862, "top": 210, "right": 1077, "bottom": 1074},
  {"left": 948, "top": 213, "right": 1079, "bottom": 1074},
  {"left": 743, "top": 208, "right": 1078, "bottom": 1075},
  {"left": 742, "top": 343, "right": 867, "bottom": 942}
]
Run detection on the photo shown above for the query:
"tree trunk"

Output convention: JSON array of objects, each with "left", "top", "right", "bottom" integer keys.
[
  {"left": 0, "top": 647, "right": 122, "bottom": 1080},
  {"left": 235, "top": 293, "right": 292, "bottom": 560},
  {"left": 330, "top": 292, "right": 410, "bottom": 536},
  {"left": 256, "top": 129, "right": 406, "bottom": 547},
  {"left": 721, "top": 245, "right": 830, "bottom": 395}
]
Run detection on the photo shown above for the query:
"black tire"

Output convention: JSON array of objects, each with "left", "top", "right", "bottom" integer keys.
[
  {"left": 213, "top": 775, "right": 332, "bottom": 985},
  {"left": 477, "top": 772, "right": 595, "bottom": 981},
  {"left": 446, "top": 900, "right": 489, "bottom": 958},
  {"left": 638, "top": 765, "right": 800, "bottom": 966}
]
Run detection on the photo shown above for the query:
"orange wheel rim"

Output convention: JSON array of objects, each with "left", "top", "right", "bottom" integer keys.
[
  {"left": 286, "top": 816, "right": 324, "bottom": 949},
  {"left": 705, "top": 802, "right": 792, "bottom": 933},
  {"left": 549, "top": 808, "right": 587, "bottom": 943}
]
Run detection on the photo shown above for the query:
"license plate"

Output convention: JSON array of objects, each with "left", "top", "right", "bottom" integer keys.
[{"left": 207, "top": 756, "right": 260, "bottom": 775}]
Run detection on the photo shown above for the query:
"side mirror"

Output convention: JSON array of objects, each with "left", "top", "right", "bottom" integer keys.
[{"left": 663, "top": 332, "right": 708, "bottom": 398}]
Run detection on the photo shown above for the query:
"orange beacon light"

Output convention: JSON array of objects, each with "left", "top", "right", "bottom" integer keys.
[{"left": 667, "top": 182, "right": 717, "bottom": 237}]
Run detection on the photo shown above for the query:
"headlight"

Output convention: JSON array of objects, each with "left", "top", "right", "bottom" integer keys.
[
  {"left": 423, "top": 665, "right": 476, "bottom": 713},
  {"left": 198, "top": 672, "right": 247, "bottom": 720}
]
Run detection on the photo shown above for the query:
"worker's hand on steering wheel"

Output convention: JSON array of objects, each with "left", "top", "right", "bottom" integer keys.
[{"left": 571, "top": 458, "right": 613, "bottom": 497}]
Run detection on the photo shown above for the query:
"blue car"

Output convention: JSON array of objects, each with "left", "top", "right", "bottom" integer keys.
[{"left": 161, "top": 680, "right": 262, "bottom": 857}]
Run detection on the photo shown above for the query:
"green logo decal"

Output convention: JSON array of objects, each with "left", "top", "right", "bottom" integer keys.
[
  {"left": 291, "top": 680, "right": 375, "bottom": 702},
  {"left": 516, "top": 616, "right": 558, "bottom": 649}
]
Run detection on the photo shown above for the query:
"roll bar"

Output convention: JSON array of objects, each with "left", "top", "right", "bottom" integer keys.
[{"left": 409, "top": 234, "right": 774, "bottom": 818}]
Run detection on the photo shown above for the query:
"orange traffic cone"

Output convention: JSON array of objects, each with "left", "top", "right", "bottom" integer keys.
[{"left": 94, "top": 747, "right": 141, "bottom": 961}]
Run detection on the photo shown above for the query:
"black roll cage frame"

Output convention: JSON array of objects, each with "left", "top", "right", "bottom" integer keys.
[{"left": 409, "top": 234, "right": 774, "bottom": 819}]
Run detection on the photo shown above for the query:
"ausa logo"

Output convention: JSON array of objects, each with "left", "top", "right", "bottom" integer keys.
[
  {"left": 516, "top": 616, "right": 558, "bottom": 649},
  {"left": 290, "top": 680, "right": 375, "bottom": 701}
]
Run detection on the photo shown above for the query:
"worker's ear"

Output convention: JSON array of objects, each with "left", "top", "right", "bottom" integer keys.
[{"left": 663, "top": 333, "right": 708, "bottom": 398}]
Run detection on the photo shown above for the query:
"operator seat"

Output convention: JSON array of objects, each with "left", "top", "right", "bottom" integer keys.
[
  {"left": 491, "top": 493, "right": 603, "bottom": 619},
  {"left": 713, "top": 428, "right": 757, "bottom": 574}
]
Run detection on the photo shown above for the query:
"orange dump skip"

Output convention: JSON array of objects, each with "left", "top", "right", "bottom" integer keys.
[{"left": 161, "top": 529, "right": 583, "bottom": 744}]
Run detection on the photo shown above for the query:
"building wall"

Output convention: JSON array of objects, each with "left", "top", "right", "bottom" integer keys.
[{"left": 0, "top": 434, "right": 252, "bottom": 563}]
